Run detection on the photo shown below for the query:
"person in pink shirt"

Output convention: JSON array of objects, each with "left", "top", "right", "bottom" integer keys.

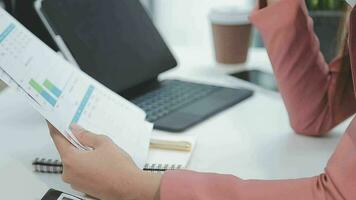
[{"left": 48, "top": 0, "right": 356, "bottom": 199}]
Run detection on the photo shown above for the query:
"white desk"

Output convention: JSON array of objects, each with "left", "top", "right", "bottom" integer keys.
[{"left": 0, "top": 47, "right": 351, "bottom": 196}]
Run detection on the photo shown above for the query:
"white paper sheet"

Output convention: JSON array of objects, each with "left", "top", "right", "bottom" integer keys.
[{"left": 0, "top": 8, "right": 152, "bottom": 168}]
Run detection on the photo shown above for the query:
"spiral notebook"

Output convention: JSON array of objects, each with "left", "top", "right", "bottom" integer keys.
[{"left": 34, "top": 135, "right": 196, "bottom": 173}]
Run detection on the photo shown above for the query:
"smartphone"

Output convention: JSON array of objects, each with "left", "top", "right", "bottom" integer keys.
[
  {"left": 41, "top": 189, "right": 83, "bottom": 200},
  {"left": 230, "top": 69, "right": 278, "bottom": 92}
]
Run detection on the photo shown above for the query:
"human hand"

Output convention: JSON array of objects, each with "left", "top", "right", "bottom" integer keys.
[{"left": 48, "top": 123, "right": 161, "bottom": 200}]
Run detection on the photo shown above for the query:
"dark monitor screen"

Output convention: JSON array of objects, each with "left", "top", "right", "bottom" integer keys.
[
  {"left": 4, "top": 0, "right": 58, "bottom": 50},
  {"left": 40, "top": 0, "right": 177, "bottom": 93}
]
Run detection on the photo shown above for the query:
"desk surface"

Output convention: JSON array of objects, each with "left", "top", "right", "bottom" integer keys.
[{"left": 0, "top": 47, "right": 351, "bottom": 195}]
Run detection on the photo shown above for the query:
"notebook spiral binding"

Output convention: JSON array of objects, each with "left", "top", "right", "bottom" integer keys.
[
  {"left": 143, "top": 163, "right": 183, "bottom": 173},
  {"left": 32, "top": 158, "right": 183, "bottom": 174},
  {"left": 33, "top": 158, "right": 63, "bottom": 174}
]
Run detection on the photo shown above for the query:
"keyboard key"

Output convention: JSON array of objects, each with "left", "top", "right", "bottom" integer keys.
[{"left": 132, "top": 80, "right": 219, "bottom": 122}]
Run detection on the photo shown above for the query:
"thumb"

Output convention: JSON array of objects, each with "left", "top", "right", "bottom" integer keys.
[{"left": 71, "top": 124, "right": 103, "bottom": 148}]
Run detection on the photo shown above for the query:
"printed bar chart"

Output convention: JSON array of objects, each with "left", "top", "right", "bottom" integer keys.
[
  {"left": 29, "top": 79, "right": 57, "bottom": 107},
  {"left": 0, "top": 8, "right": 151, "bottom": 166},
  {"left": 43, "top": 79, "right": 62, "bottom": 98},
  {"left": 0, "top": 23, "right": 15, "bottom": 44},
  {"left": 71, "top": 85, "right": 95, "bottom": 124}
]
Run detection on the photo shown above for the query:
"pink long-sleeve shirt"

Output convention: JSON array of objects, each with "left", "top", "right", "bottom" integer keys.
[{"left": 160, "top": 0, "right": 356, "bottom": 199}]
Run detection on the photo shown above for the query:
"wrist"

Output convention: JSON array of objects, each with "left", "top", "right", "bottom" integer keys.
[{"left": 135, "top": 171, "right": 162, "bottom": 200}]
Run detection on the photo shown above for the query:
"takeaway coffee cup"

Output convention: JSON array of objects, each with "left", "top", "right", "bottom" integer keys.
[{"left": 210, "top": 7, "right": 252, "bottom": 64}]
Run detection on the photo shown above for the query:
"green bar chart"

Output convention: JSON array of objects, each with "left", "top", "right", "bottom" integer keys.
[
  {"left": 43, "top": 79, "right": 62, "bottom": 97},
  {"left": 29, "top": 79, "right": 60, "bottom": 107}
]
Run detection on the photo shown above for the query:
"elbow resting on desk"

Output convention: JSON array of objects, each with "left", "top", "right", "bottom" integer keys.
[
  {"left": 288, "top": 105, "right": 354, "bottom": 137},
  {"left": 290, "top": 117, "right": 333, "bottom": 137}
]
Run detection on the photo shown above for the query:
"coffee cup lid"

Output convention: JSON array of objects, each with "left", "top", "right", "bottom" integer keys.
[{"left": 209, "top": 7, "right": 251, "bottom": 25}]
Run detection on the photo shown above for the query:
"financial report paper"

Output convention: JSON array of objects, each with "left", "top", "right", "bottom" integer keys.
[{"left": 0, "top": 8, "right": 152, "bottom": 168}]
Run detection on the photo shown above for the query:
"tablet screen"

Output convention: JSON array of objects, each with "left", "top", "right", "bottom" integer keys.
[{"left": 40, "top": 0, "right": 177, "bottom": 93}]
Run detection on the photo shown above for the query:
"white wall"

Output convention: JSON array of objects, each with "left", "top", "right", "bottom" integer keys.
[{"left": 153, "top": 0, "right": 256, "bottom": 48}]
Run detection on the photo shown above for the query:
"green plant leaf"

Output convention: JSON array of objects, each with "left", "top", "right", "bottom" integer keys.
[
  {"left": 306, "top": 0, "right": 345, "bottom": 10},
  {"left": 307, "top": 0, "right": 320, "bottom": 10}
]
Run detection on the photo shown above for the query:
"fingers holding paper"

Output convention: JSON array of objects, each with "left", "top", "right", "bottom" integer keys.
[
  {"left": 47, "top": 122, "right": 76, "bottom": 157},
  {"left": 70, "top": 124, "right": 110, "bottom": 149},
  {"left": 47, "top": 123, "right": 161, "bottom": 200}
]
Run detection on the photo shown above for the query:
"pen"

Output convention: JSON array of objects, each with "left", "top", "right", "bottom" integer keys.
[{"left": 149, "top": 139, "right": 192, "bottom": 152}]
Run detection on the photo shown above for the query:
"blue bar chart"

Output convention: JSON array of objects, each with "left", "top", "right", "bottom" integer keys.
[
  {"left": 0, "top": 23, "right": 15, "bottom": 44},
  {"left": 43, "top": 79, "right": 62, "bottom": 98},
  {"left": 71, "top": 85, "right": 95, "bottom": 124}
]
